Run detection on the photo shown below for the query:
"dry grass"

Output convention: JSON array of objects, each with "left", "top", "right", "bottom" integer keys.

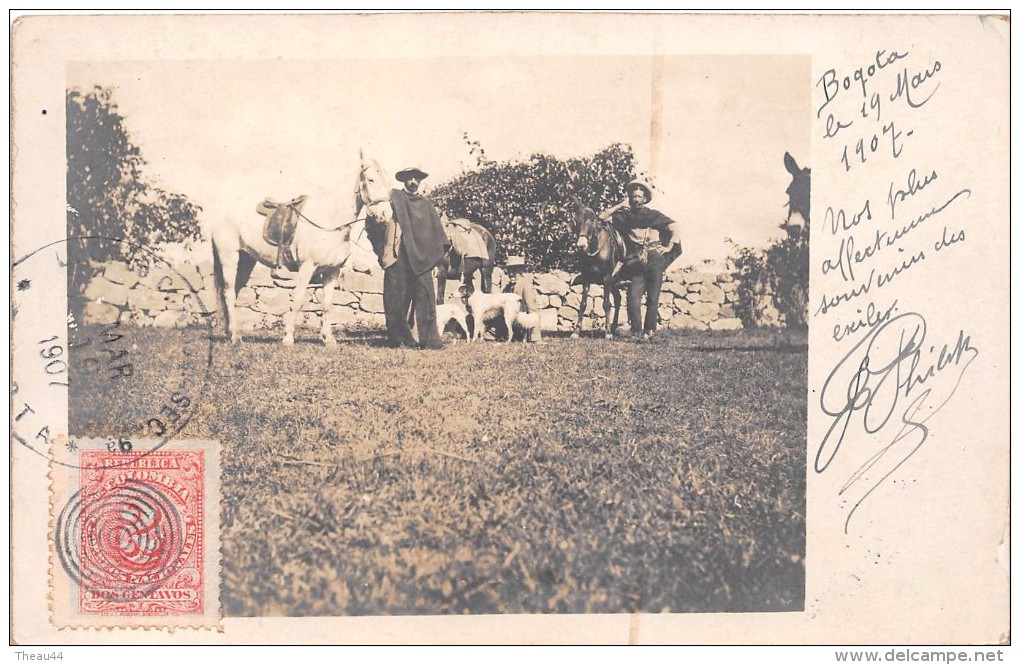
[{"left": 70, "top": 325, "right": 806, "bottom": 616}]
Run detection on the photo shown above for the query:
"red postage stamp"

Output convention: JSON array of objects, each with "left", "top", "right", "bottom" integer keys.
[
  {"left": 75, "top": 449, "right": 205, "bottom": 616},
  {"left": 51, "top": 439, "right": 220, "bottom": 629}
]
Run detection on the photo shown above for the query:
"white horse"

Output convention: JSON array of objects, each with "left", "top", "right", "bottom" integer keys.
[{"left": 210, "top": 154, "right": 392, "bottom": 346}]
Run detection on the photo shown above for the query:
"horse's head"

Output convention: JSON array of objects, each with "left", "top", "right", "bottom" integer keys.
[
  {"left": 784, "top": 152, "right": 810, "bottom": 235},
  {"left": 573, "top": 200, "right": 602, "bottom": 254},
  {"left": 357, "top": 155, "right": 394, "bottom": 225}
]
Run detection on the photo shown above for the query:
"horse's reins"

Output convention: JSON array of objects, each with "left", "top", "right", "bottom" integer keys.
[
  {"left": 284, "top": 181, "right": 389, "bottom": 265},
  {"left": 292, "top": 204, "right": 382, "bottom": 233},
  {"left": 290, "top": 163, "right": 391, "bottom": 232}
]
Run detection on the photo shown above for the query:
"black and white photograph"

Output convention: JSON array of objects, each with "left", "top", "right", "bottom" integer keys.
[
  {"left": 61, "top": 51, "right": 809, "bottom": 616},
  {"left": 10, "top": 11, "right": 1009, "bottom": 649}
]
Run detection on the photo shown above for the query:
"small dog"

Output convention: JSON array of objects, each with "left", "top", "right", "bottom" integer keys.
[
  {"left": 514, "top": 311, "right": 543, "bottom": 343},
  {"left": 461, "top": 286, "right": 522, "bottom": 342},
  {"left": 435, "top": 302, "right": 469, "bottom": 340}
]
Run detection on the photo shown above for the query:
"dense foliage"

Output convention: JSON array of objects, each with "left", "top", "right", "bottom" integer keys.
[
  {"left": 66, "top": 87, "right": 202, "bottom": 311},
  {"left": 430, "top": 143, "right": 639, "bottom": 270},
  {"left": 728, "top": 222, "right": 809, "bottom": 329}
]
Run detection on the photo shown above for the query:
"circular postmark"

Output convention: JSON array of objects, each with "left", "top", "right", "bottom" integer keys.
[
  {"left": 54, "top": 447, "right": 206, "bottom": 612},
  {"left": 12, "top": 236, "right": 215, "bottom": 469},
  {"left": 55, "top": 481, "right": 187, "bottom": 597}
]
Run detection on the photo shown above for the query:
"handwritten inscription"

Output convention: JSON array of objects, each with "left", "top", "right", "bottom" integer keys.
[
  {"left": 887, "top": 168, "right": 938, "bottom": 219},
  {"left": 814, "top": 49, "right": 976, "bottom": 531},
  {"left": 819, "top": 313, "right": 978, "bottom": 532},
  {"left": 816, "top": 50, "right": 910, "bottom": 118}
]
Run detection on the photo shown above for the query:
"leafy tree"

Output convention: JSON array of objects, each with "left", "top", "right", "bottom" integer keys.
[
  {"left": 66, "top": 87, "right": 202, "bottom": 309},
  {"left": 430, "top": 142, "right": 639, "bottom": 270}
]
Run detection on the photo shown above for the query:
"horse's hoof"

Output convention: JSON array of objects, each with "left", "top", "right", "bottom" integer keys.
[
  {"left": 230, "top": 335, "right": 242, "bottom": 345},
  {"left": 570, "top": 332, "right": 580, "bottom": 339},
  {"left": 322, "top": 336, "right": 337, "bottom": 348},
  {"left": 282, "top": 335, "right": 295, "bottom": 346},
  {"left": 605, "top": 333, "right": 614, "bottom": 340}
]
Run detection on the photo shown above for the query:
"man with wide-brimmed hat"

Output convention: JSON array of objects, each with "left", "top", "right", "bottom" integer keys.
[
  {"left": 376, "top": 166, "right": 449, "bottom": 349},
  {"left": 503, "top": 256, "right": 544, "bottom": 343},
  {"left": 600, "top": 179, "right": 683, "bottom": 339}
]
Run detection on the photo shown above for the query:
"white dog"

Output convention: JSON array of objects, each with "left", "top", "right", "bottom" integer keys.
[
  {"left": 435, "top": 302, "right": 469, "bottom": 340},
  {"left": 514, "top": 311, "right": 543, "bottom": 342},
  {"left": 462, "top": 288, "right": 522, "bottom": 342}
]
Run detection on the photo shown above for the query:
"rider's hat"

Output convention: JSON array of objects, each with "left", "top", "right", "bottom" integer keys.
[{"left": 625, "top": 180, "right": 653, "bottom": 203}]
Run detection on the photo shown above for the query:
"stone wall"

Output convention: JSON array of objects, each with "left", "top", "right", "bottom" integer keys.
[{"left": 79, "top": 257, "right": 748, "bottom": 333}]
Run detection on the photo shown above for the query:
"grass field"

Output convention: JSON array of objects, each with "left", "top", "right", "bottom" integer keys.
[{"left": 69, "top": 325, "right": 806, "bottom": 616}]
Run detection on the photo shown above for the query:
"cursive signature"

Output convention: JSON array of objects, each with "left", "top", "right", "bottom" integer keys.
[{"left": 817, "top": 311, "right": 979, "bottom": 532}]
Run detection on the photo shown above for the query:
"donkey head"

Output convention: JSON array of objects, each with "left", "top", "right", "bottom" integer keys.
[
  {"left": 573, "top": 200, "right": 601, "bottom": 253},
  {"left": 783, "top": 152, "right": 810, "bottom": 236}
]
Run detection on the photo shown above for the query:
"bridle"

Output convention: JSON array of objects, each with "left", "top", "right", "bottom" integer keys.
[
  {"left": 288, "top": 163, "right": 391, "bottom": 233},
  {"left": 575, "top": 207, "right": 626, "bottom": 280},
  {"left": 576, "top": 209, "right": 611, "bottom": 258},
  {"left": 356, "top": 163, "right": 393, "bottom": 223}
]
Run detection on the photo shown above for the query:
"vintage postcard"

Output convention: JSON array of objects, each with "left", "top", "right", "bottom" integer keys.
[{"left": 10, "top": 12, "right": 1010, "bottom": 646}]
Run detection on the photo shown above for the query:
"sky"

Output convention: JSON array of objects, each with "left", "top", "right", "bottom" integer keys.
[{"left": 68, "top": 55, "right": 809, "bottom": 266}]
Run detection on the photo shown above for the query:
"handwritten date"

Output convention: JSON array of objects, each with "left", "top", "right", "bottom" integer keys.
[{"left": 816, "top": 49, "right": 909, "bottom": 117}]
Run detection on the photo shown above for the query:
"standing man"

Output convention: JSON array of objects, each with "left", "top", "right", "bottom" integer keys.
[
  {"left": 377, "top": 166, "right": 449, "bottom": 349},
  {"left": 601, "top": 180, "right": 682, "bottom": 340}
]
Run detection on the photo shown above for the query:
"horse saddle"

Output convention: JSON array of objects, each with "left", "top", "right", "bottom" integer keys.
[
  {"left": 256, "top": 194, "right": 307, "bottom": 271},
  {"left": 256, "top": 195, "right": 308, "bottom": 247}
]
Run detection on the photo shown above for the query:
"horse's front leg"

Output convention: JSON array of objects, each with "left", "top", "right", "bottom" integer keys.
[
  {"left": 284, "top": 261, "right": 317, "bottom": 345},
  {"left": 319, "top": 267, "right": 341, "bottom": 347},
  {"left": 571, "top": 282, "right": 590, "bottom": 339},
  {"left": 212, "top": 242, "right": 252, "bottom": 345}
]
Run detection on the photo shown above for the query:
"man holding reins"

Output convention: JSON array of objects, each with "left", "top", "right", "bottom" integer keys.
[{"left": 376, "top": 166, "right": 449, "bottom": 350}]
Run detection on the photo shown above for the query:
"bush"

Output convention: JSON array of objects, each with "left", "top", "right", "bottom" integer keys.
[
  {"left": 728, "top": 223, "right": 809, "bottom": 329},
  {"left": 429, "top": 143, "right": 639, "bottom": 270}
]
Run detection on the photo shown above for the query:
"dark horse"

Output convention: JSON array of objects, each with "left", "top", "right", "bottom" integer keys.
[
  {"left": 435, "top": 216, "right": 497, "bottom": 304},
  {"left": 570, "top": 200, "right": 627, "bottom": 338}
]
